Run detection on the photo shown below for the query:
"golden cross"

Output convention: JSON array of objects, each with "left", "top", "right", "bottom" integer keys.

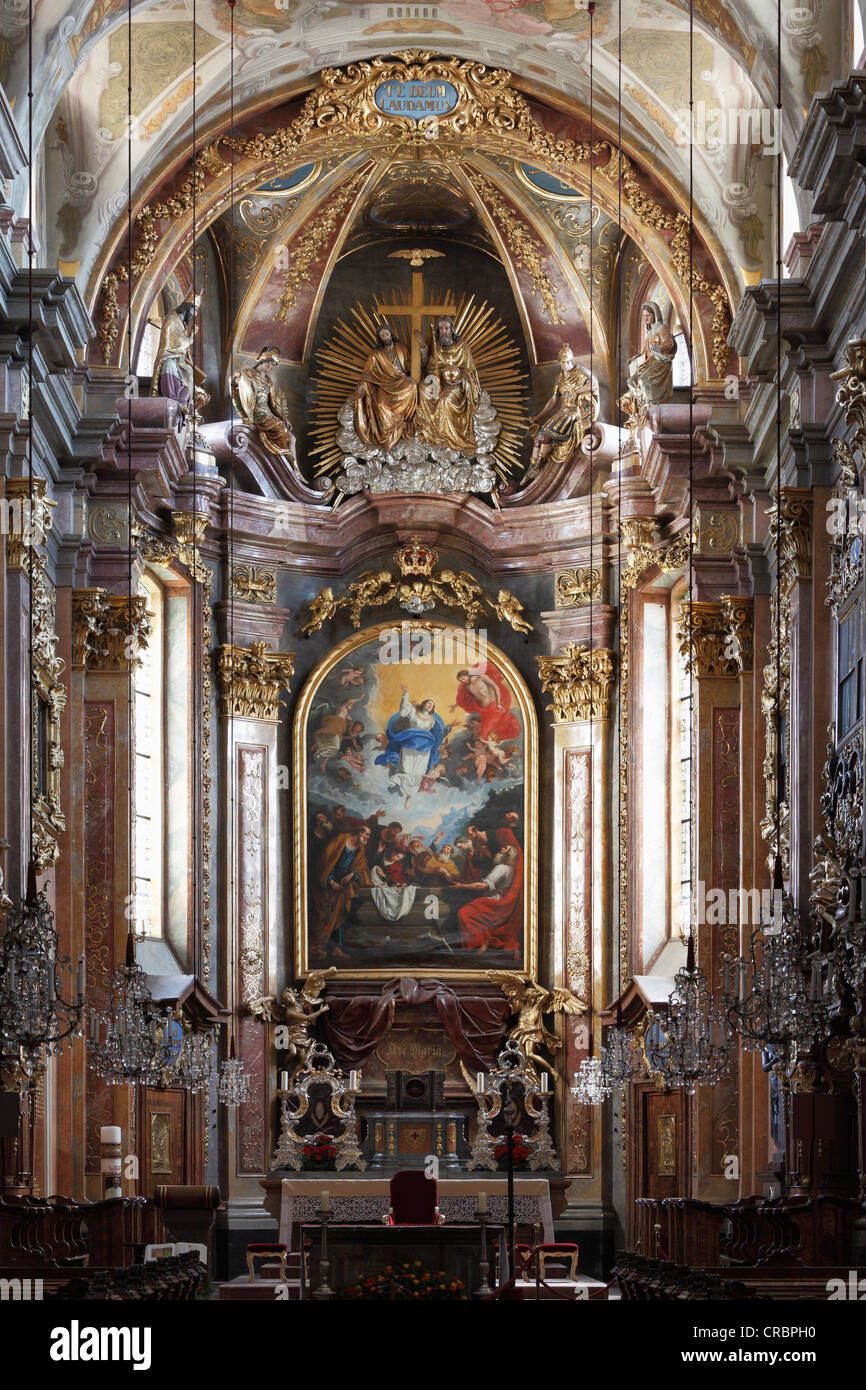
[{"left": 377, "top": 268, "right": 456, "bottom": 382}]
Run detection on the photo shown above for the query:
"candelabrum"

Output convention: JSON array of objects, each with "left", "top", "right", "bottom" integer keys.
[
  {"left": 646, "top": 935, "right": 732, "bottom": 1095},
  {"left": 273, "top": 1043, "right": 366, "bottom": 1171},
  {"left": 469, "top": 1040, "right": 558, "bottom": 1171},
  {"left": 312, "top": 1205, "right": 334, "bottom": 1301}
]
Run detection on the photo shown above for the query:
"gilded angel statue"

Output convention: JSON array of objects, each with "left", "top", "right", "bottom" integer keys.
[
  {"left": 487, "top": 971, "right": 587, "bottom": 1075},
  {"left": 301, "top": 587, "right": 339, "bottom": 638},
  {"left": 488, "top": 589, "right": 533, "bottom": 636},
  {"left": 249, "top": 967, "right": 336, "bottom": 1075}
]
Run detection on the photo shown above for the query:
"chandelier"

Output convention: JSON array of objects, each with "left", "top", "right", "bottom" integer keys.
[
  {"left": 218, "top": 1036, "right": 250, "bottom": 1108},
  {"left": 0, "top": 867, "right": 85, "bottom": 1075},
  {"left": 571, "top": 1045, "right": 612, "bottom": 1106},
  {"left": 646, "top": 936, "right": 732, "bottom": 1094},
  {"left": 601, "top": 1027, "right": 643, "bottom": 1091},
  {"left": 723, "top": 869, "right": 830, "bottom": 1055},
  {"left": 174, "top": 1027, "right": 213, "bottom": 1094},
  {"left": 88, "top": 937, "right": 175, "bottom": 1086}
]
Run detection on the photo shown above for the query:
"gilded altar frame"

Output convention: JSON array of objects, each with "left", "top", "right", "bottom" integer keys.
[{"left": 293, "top": 620, "right": 537, "bottom": 979}]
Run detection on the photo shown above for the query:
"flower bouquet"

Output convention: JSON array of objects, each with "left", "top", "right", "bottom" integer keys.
[
  {"left": 493, "top": 1132, "right": 530, "bottom": 1171},
  {"left": 338, "top": 1262, "right": 468, "bottom": 1301},
  {"left": 301, "top": 1132, "right": 338, "bottom": 1170}
]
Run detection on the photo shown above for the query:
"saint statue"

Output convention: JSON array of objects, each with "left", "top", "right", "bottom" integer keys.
[
  {"left": 627, "top": 301, "right": 677, "bottom": 406},
  {"left": 414, "top": 315, "right": 480, "bottom": 455},
  {"left": 526, "top": 344, "right": 599, "bottom": 481},
  {"left": 353, "top": 323, "right": 418, "bottom": 452},
  {"left": 150, "top": 295, "right": 201, "bottom": 407},
  {"left": 233, "top": 346, "right": 297, "bottom": 460}
]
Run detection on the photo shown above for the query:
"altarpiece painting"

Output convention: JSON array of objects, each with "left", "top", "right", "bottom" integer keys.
[{"left": 294, "top": 623, "right": 536, "bottom": 976}]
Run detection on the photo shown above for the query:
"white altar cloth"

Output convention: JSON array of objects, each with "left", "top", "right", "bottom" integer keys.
[{"left": 277, "top": 1177, "right": 554, "bottom": 1249}]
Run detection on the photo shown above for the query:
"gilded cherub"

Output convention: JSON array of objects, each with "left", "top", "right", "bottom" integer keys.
[
  {"left": 487, "top": 971, "right": 587, "bottom": 1076},
  {"left": 249, "top": 966, "right": 337, "bottom": 1075},
  {"left": 488, "top": 589, "right": 533, "bottom": 636},
  {"left": 302, "top": 587, "right": 339, "bottom": 637},
  {"left": 346, "top": 570, "right": 395, "bottom": 628}
]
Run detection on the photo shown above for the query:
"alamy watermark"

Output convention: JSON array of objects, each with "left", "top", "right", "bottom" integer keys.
[
  {"left": 378, "top": 621, "right": 488, "bottom": 667},
  {"left": 673, "top": 102, "right": 781, "bottom": 156},
  {"left": 696, "top": 880, "right": 784, "bottom": 935}
]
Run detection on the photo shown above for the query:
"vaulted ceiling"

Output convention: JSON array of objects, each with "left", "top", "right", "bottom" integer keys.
[{"left": 5, "top": 0, "right": 853, "bottom": 313}]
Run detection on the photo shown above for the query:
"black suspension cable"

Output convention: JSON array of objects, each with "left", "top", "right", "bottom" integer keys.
[
  {"left": 26, "top": 0, "right": 34, "bottom": 894},
  {"left": 126, "top": 0, "right": 134, "bottom": 947},
  {"left": 688, "top": 0, "right": 695, "bottom": 944},
  {"left": 774, "top": 0, "right": 783, "bottom": 889}
]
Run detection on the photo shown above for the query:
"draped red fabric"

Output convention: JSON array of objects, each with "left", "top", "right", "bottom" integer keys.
[
  {"left": 322, "top": 976, "right": 509, "bottom": 1072},
  {"left": 456, "top": 833, "right": 523, "bottom": 954},
  {"left": 455, "top": 668, "right": 520, "bottom": 742}
]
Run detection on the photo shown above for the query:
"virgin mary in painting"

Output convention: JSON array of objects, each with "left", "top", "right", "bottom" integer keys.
[{"left": 294, "top": 625, "right": 536, "bottom": 977}]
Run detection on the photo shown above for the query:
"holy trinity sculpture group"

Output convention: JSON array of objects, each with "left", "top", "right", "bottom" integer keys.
[{"left": 148, "top": 289, "right": 677, "bottom": 491}]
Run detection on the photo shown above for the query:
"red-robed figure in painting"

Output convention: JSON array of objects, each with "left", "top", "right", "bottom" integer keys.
[
  {"left": 451, "top": 664, "right": 520, "bottom": 743},
  {"left": 455, "top": 827, "right": 523, "bottom": 954}
]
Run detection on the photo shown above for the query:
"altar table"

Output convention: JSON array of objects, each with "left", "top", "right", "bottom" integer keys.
[
  {"left": 298, "top": 1222, "right": 507, "bottom": 1297},
  {"left": 264, "top": 1177, "right": 554, "bottom": 1250}
]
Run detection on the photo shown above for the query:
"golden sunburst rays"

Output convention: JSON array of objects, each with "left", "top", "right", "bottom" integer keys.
[{"left": 308, "top": 292, "right": 531, "bottom": 486}]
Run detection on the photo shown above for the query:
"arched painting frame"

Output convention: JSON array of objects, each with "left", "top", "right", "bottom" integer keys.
[{"left": 293, "top": 621, "right": 537, "bottom": 979}]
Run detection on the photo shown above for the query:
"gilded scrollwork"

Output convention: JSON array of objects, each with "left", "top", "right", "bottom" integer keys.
[
  {"left": 554, "top": 566, "right": 602, "bottom": 609},
  {"left": 231, "top": 564, "right": 278, "bottom": 604},
  {"left": 676, "top": 600, "right": 739, "bottom": 679},
  {"left": 31, "top": 560, "right": 67, "bottom": 872}
]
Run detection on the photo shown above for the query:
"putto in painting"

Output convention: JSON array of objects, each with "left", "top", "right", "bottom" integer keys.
[{"left": 294, "top": 624, "right": 536, "bottom": 976}]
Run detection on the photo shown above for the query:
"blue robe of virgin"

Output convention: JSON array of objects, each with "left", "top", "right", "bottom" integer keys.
[{"left": 374, "top": 709, "right": 447, "bottom": 775}]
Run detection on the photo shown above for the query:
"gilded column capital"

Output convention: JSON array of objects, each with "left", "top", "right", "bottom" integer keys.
[
  {"left": 720, "top": 594, "right": 754, "bottom": 674},
  {"left": 171, "top": 510, "right": 210, "bottom": 582},
  {"left": 620, "top": 518, "right": 658, "bottom": 590},
  {"left": 71, "top": 589, "right": 151, "bottom": 671},
  {"left": 677, "top": 600, "right": 739, "bottom": 678},
  {"left": 216, "top": 642, "right": 295, "bottom": 722},
  {"left": 4, "top": 477, "right": 55, "bottom": 571},
  {"left": 830, "top": 337, "right": 866, "bottom": 440},
  {"left": 768, "top": 487, "right": 812, "bottom": 591},
  {"left": 536, "top": 643, "right": 615, "bottom": 723}
]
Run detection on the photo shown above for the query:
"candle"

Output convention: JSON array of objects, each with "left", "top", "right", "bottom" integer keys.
[
  {"left": 320, "top": 1191, "right": 330, "bottom": 1212},
  {"left": 478, "top": 1191, "right": 487, "bottom": 1214},
  {"left": 539, "top": 1072, "right": 549, "bottom": 1092},
  {"left": 99, "top": 1126, "right": 122, "bottom": 1145},
  {"left": 349, "top": 1070, "right": 359, "bottom": 1092},
  {"left": 810, "top": 961, "right": 821, "bottom": 1002},
  {"left": 476, "top": 1072, "right": 487, "bottom": 1093},
  {"left": 279, "top": 1071, "right": 289, "bottom": 1091},
  {"left": 77, "top": 956, "right": 85, "bottom": 999}
]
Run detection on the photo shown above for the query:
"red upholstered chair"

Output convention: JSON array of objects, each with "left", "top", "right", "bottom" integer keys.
[{"left": 386, "top": 1170, "right": 444, "bottom": 1226}]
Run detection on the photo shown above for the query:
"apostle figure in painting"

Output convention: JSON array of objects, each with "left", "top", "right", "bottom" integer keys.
[
  {"left": 317, "top": 823, "right": 372, "bottom": 958},
  {"left": 525, "top": 344, "right": 599, "bottom": 482},
  {"left": 414, "top": 315, "right": 481, "bottom": 455},
  {"left": 627, "top": 302, "right": 677, "bottom": 406},
  {"left": 353, "top": 323, "right": 418, "bottom": 451},
  {"left": 150, "top": 295, "right": 201, "bottom": 408},
  {"left": 455, "top": 828, "right": 523, "bottom": 955},
  {"left": 374, "top": 684, "right": 449, "bottom": 807},
  {"left": 233, "top": 346, "right": 297, "bottom": 460}
]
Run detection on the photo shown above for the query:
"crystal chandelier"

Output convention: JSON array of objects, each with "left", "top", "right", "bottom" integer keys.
[
  {"left": 571, "top": 1044, "right": 612, "bottom": 1106},
  {"left": 601, "top": 1028, "right": 643, "bottom": 1091},
  {"left": 0, "top": 866, "right": 85, "bottom": 1076},
  {"left": 218, "top": 1036, "right": 250, "bottom": 1107},
  {"left": 723, "top": 867, "right": 830, "bottom": 1055},
  {"left": 646, "top": 936, "right": 732, "bottom": 1094},
  {"left": 174, "top": 1027, "right": 213, "bottom": 1094},
  {"left": 88, "top": 936, "right": 175, "bottom": 1086}
]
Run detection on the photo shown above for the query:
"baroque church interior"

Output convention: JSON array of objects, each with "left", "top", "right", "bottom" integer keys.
[{"left": 1, "top": 0, "right": 866, "bottom": 1335}]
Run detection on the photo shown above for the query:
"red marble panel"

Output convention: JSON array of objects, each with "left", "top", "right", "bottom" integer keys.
[
  {"left": 236, "top": 744, "right": 268, "bottom": 1175},
  {"left": 711, "top": 707, "right": 740, "bottom": 1174},
  {"left": 564, "top": 748, "right": 592, "bottom": 1175},
  {"left": 84, "top": 702, "right": 116, "bottom": 1174}
]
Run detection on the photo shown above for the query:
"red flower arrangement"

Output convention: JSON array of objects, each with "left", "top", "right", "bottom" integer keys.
[
  {"left": 338, "top": 1262, "right": 468, "bottom": 1301},
  {"left": 301, "top": 1133, "right": 338, "bottom": 1168},
  {"left": 493, "top": 1133, "right": 530, "bottom": 1169}
]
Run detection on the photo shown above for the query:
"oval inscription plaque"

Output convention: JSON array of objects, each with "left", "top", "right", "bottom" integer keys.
[{"left": 374, "top": 79, "right": 459, "bottom": 120}]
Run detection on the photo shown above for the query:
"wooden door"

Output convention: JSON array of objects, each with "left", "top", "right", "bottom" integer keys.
[{"left": 141, "top": 1088, "right": 186, "bottom": 1195}]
